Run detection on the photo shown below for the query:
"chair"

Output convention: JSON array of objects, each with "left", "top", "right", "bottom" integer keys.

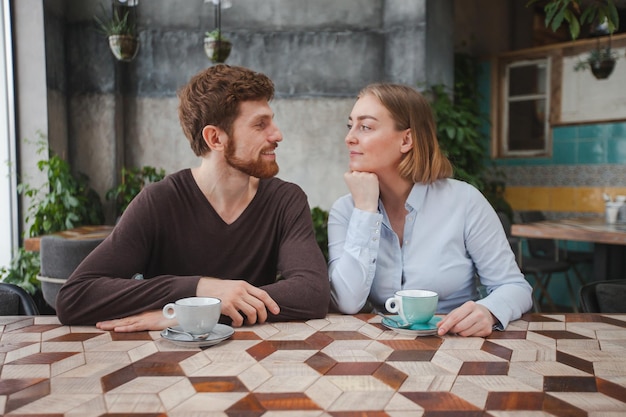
[
  {"left": 0, "top": 283, "right": 40, "bottom": 315},
  {"left": 497, "top": 212, "right": 573, "bottom": 312},
  {"left": 579, "top": 279, "right": 626, "bottom": 313},
  {"left": 38, "top": 236, "right": 105, "bottom": 310}
]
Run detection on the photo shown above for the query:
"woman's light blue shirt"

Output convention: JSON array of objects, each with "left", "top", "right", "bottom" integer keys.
[{"left": 328, "top": 178, "right": 533, "bottom": 329}]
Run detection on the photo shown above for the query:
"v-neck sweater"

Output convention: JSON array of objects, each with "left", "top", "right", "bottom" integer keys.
[{"left": 56, "top": 169, "right": 330, "bottom": 324}]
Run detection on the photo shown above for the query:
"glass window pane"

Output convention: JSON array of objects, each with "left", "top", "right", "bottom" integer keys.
[
  {"left": 508, "top": 63, "right": 547, "bottom": 96},
  {"left": 507, "top": 99, "right": 546, "bottom": 151}
]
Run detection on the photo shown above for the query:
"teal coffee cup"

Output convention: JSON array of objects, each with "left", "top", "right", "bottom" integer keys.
[{"left": 384, "top": 289, "right": 438, "bottom": 324}]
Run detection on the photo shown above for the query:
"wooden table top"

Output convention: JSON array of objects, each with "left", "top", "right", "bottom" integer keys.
[
  {"left": 23, "top": 225, "right": 114, "bottom": 252},
  {"left": 511, "top": 217, "right": 626, "bottom": 246},
  {"left": 1, "top": 313, "right": 626, "bottom": 416}
]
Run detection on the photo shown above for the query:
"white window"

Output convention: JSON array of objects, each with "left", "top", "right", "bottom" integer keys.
[{"left": 501, "top": 58, "right": 551, "bottom": 157}]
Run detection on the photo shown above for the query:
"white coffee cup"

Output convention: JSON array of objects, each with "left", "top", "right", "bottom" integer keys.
[
  {"left": 385, "top": 289, "right": 438, "bottom": 324},
  {"left": 606, "top": 202, "right": 622, "bottom": 224},
  {"left": 162, "top": 297, "right": 221, "bottom": 335}
]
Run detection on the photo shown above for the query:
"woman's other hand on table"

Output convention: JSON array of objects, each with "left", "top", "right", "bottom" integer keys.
[{"left": 436, "top": 301, "right": 496, "bottom": 337}]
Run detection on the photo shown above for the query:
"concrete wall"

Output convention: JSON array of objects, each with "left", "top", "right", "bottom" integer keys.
[{"left": 14, "top": 0, "right": 454, "bottom": 226}]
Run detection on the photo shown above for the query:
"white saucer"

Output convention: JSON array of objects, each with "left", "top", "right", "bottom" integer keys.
[
  {"left": 380, "top": 315, "right": 441, "bottom": 336},
  {"left": 161, "top": 324, "right": 234, "bottom": 348}
]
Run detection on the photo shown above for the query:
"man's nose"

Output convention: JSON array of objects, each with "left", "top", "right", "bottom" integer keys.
[{"left": 269, "top": 122, "right": 283, "bottom": 142}]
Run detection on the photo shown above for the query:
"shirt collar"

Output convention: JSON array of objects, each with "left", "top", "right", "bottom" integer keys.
[
  {"left": 405, "top": 183, "right": 428, "bottom": 213},
  {"left": 378, "top": 182, "right": 428, "bottom": 222}
]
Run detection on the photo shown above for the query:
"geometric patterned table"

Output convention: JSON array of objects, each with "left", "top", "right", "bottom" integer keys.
[{"left": 2, "top": 313, "right": 626, "bottom": 416}]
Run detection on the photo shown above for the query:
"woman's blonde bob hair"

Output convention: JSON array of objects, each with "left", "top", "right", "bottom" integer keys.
[{"left": 358, "top": 83, "right": 453, "bottom": 184}]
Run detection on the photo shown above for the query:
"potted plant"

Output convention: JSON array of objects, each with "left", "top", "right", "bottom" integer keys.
[
  {"left": 106, "top": 166, "right": 166, "bottom": 220},
  {"left": 19, "top": 137, "right": 104, "bottom": 238},
  {"left": 204, "top": 29, "right": 232, "bottom": 63},
  {"left": 94, "top": 5, "right": 140, "bottom": 62},
  {"left": 575, "top": 45, "right": 619, "bottom": 79}
]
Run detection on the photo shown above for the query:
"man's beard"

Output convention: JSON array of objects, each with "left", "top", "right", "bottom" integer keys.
[{"left": 224, "top": 139, "right": 279, "bottom": 179}]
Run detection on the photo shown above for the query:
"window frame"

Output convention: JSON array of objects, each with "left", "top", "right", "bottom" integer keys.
[
  {"left": 502, "top": 58, "right": 551, "bottom": 157},
  {"left": 492, "top": 48, "right": 562, "bottom": 159}
]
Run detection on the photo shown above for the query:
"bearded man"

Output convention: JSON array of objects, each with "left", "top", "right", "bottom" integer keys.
[{"left": 56, "top": 65, "right": 330, "bottom": 331}]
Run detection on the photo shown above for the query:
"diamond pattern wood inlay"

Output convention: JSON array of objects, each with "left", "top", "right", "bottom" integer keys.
[{"left": 1, "top": 313, "right": 625, "bottom": 416}]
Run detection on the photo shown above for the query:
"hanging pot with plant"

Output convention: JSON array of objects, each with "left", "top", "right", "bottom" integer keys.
[
  {"left": 204, "top": 29, "right": 232, "bottom": 63},
  {"left": 94, "top": 4, "right": 140, "bottom": 62},
  {"left": 203, "top": 0, "right": 232, "bottom": 64},
  {"left": 108, "top": 34, "right": 139, "bottom": 62},
  {"left": 575, "top": 44, "right": 619, "bottom": 80}
]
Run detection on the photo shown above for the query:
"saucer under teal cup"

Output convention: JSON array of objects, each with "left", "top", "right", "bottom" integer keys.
[{"left": 382, "top": 315, "right": 441, "bottom": 331}]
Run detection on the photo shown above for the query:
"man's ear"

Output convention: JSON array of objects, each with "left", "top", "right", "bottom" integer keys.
[
  {"left": 202, "top": 125, "right": 225, "bottom": 151},
  {"left": 400, "top": 128, "right": 413, "bottom": 154}
]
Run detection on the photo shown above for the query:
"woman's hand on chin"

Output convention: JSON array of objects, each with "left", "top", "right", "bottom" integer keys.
[{"left": 344, "top": 171, "right": 379, "bottom": 212}]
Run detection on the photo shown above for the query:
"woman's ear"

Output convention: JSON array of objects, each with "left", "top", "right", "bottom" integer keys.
[
  {"left": 202, "top": 125, "right": 224, "bottom": 151},
  {"left": 400, "top": 128, "right": 413, "bottom": 154}
]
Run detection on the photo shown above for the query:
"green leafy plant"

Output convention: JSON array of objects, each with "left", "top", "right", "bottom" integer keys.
[
  {"left": 311, "top": 207, "right": 329, "bottom": 262},
  {"left": 574, "top": 45, "right": 619, "bottom": 70},
  {"left": 94, "top": 5, "right": 137, "bottom": 37},
  {"left": 205, "top": 29, "right": 228, "bottom": 41},
  {"left": 18, "top": 136, "right": 104, "bottom": 238},
  {"left": 0, "top": 248, "right": 40, "bottom": 295},
  {"left": 526, "top": 0, "right": 619, "bottom": 40},
  {"left": 106, "top": 166, "right": 166, "bottom": 218}
]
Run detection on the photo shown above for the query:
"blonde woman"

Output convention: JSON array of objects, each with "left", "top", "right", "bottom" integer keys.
[{"left": 328, "top": 83, "right": 532, "bottom": 337}]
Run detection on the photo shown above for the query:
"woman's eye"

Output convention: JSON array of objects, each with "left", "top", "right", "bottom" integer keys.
[
  {"left": 360, "top": 125, "right": 371, "bottom": 131},
  {"left": 346, "top": 123, "right": 353, "bottom": 130}
]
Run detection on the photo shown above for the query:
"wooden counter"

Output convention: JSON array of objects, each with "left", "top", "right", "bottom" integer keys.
[{"left": 24, "top": 225, "right": 114, "bottom": 252}]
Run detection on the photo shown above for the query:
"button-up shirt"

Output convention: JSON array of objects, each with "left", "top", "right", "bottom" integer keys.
[{"left": 328, "top": 178, "right": 532, "bottom": 329}]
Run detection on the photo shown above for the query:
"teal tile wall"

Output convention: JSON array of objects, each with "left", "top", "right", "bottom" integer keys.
[
  {"left": 553, "top": 140, "right": 577, "bottom": 164},
  {"left": 608, "top": 138, "right": 626, "bottom": 163}
]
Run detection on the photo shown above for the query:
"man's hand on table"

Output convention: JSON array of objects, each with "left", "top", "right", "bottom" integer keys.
[
  {"left": 197, "top": 277, "right": 280, "bottom": 327},
  {"left": 96, "top": 278, "right": 280, "bottom": 333},
  {"left": 436, "top": 301, "right": 496, "bottom": 337}
]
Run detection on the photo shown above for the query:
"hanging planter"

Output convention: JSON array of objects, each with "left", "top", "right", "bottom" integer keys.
[
  {"left": 108, "top": 34, "right": 140, "bottom": 62},
  {"left": 590, "top": 56, "right": 616, "bottom": 79},
  {"left": 94, "top": 4, "right": 140, "bottom": 62},
  {"left": 204, "top": 30, "right": 231, "bottom": 63},
  {"left": 574, "top": 45, "right": 619, "bottom": 80},
  {"left": 203, "top": 0, "right": 232, "bottom": 64}
]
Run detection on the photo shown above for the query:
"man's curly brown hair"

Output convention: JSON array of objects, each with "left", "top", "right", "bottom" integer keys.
[{"left": 178, "top": 64, "right": 275, "bottom": 156}]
